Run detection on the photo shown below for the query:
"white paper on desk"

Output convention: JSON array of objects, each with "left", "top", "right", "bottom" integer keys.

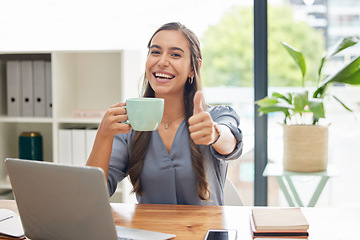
[
  {"left": 116, "top": 226, "right": 175, "bottom": 240},
  {"left": 0, "top": 209, "right": 24, "bottom": 238}
]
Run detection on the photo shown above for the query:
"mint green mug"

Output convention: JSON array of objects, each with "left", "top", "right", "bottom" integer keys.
[{"left": 125, "top": 98, "right": 164, "bottom": 131}]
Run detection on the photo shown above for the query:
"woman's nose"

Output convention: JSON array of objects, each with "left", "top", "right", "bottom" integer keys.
[{"left": 158, "top": 55, "right": 169, "bottom": 67}]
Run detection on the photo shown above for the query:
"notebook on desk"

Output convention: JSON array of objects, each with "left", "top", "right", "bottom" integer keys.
[
  {"left": 250, "top": 207, "right": 309, "bottom": 238},
  {"left": 5, "top": 158, "right": 175, "bottom": 240}
]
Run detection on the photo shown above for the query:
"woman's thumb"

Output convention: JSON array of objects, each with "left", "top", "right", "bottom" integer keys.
[{"left": 193, "top": 90, "right": 204, "bottom": 115}]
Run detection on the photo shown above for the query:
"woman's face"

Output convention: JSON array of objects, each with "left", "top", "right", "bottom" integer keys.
[{"left": 145, "top": 30, "right": 193, "bottom": 98}]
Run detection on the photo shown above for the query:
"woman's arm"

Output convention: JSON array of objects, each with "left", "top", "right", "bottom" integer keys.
[
  {"left": 209, "top": 123, "right": 237, "bottom": 155},
  {"left": 86, "top": 102, "right": 131, "bottom": 179},
  {"left": 188, "top": 91, "right": 238, "bottom": 155},
  {"left": 188, "top": 111, "right": 237, "bottom": 155}
]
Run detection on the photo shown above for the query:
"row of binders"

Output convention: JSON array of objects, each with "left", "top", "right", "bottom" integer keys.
[
  {"left": 6, "top": 60, "right": 52, "bottom": 117},
  {"left": 58, "top": 128, "right": 98, "bottom": 167}
]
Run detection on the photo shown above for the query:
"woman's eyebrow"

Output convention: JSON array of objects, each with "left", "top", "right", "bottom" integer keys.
[
  {"left": 150, "top": 44, "right": 161, "bottom": 50},
  {"left": 170, "top": 47, "right": 185, "bottom": 53},
  {"left": 149, "top": 44, "right": 185, "bottom": 53}
]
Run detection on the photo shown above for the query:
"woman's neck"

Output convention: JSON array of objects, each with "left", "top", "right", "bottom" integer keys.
[{"left": 158, "top": 94, "right": 186, "bottom": 122}]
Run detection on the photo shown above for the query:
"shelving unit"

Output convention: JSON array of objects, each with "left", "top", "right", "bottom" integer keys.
[{"left": 0, "top": 50, "right": 142, "bottom": 202}]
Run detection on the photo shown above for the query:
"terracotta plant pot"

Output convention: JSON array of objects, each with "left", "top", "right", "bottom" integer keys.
[{"left": 283, "top": 124, "right": 329, "bottom": 172}]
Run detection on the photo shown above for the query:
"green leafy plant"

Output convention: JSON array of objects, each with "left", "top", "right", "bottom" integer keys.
[{"left": 256, "top": 36, "right": 360, "bottom": 125}]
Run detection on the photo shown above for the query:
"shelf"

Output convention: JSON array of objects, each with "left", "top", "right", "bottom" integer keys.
[
  {"left": 0, "top": 53, "right": 51, "bottom": 61},
  {"left": 0, "top": 116, "right": 53, "bottom": 123},
  {"left": 52, "top": 52, "right": 123, "bottom": 119},
  {"left": 0, "top": 181, "right": 11, "bottom": 191},
  {"left": 0, "top": 50, "right": 142, "bottom": 203},
  {"left": 56, "top": 118, "right": 102, "bottom": 124}
]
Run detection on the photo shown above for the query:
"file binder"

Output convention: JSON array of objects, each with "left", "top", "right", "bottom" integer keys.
[
  {"left": 59, "top": 127, "right": 95, "bottom": 166},
  {"left": 45, "top": 61, "right": 52, "bottom": 117},
  {"left": 58, "top": 129, "right": 72, "bottom": 166},
  {"left": 71, "top": 128, "right": 87, "bottom": 166},
  {"left": 6, "top": 61, "right": 21, "bottom": 116},
  {"left": 33, "top": 61, "right": 46, "bottom": 117},
  {"left": 85, "top": 128, "right": 97, "bottom": 161},
  {"left": 21, "top": 61, "right": 34, "bottom": 117}
]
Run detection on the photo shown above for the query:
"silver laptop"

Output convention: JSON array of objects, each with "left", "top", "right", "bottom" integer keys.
[{"left": 5, "top": 158, "right": 175, "bottom": 240}]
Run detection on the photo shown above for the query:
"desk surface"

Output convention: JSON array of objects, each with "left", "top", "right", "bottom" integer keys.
[{"left": 0, "top": 200, "right": 359, "bottom": 240}]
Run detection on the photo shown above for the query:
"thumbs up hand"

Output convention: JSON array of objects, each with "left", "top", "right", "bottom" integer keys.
[
  {"left": 188, "top": 91, "right": 218, "bottom": 145},
  {"left": 193, "top": 90, "right": 205, "bottom": 115}
]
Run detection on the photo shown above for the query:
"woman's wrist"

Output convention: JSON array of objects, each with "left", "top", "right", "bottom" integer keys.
[{"left": 210, "top": 122, "right": 221, "bottom": 145}]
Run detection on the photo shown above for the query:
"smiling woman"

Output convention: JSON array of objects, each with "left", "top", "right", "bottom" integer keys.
[
  {"left": 86, "top": 22, "right": 243, "bottom": 206},
  {"left": 146, "top": 30, "right": 193, "bottom": 97}
]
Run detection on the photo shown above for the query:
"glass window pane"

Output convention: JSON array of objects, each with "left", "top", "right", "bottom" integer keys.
[
  {"left": 268, "top": 0, "right": 360, "bottom": 207},
  {"left": 201, "top": 2, "right": 254, "bottom": 206}
]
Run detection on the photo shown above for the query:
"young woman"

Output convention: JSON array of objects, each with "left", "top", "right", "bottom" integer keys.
[{"left": 87, "top": 22, "right": 243, "bottom": 205}]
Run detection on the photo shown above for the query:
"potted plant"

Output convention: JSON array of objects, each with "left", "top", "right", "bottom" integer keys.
[{"left": 256, "top": 36, "right": 360, "bottom": 172}]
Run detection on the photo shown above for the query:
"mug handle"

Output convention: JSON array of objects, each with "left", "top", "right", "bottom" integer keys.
[{"left": 122, "top": 106, "right": 130, "bottom": 124}]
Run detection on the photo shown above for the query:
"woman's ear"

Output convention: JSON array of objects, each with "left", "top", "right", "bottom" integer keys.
[{"left": 189, "top": 58, "right": 202, "bottom": 79}]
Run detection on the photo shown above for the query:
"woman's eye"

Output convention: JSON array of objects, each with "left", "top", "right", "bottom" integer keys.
[
  {"left": 171, "top": 53, "right": 181, "bottom": 58},
  {"left": 151, "top": 50, "right": 160, "bottom": 55}
]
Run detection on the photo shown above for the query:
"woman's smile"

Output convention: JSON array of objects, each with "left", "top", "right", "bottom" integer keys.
[{"left": 153, "top": 71, "right": 175, "bottom": 83}]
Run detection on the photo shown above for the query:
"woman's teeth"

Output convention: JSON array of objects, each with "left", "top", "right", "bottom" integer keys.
[{"left": 155, "top": 72, "right": 174, "bottom": 79}]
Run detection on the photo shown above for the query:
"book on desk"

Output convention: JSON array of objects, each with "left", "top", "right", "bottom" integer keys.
[{"left": 250, "top": 208, "right": 309, "bottom": 238}]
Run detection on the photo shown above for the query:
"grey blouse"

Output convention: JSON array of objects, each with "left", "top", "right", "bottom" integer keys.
[{"left": 107, "top": 105, "right": 243, "bottom": 205}]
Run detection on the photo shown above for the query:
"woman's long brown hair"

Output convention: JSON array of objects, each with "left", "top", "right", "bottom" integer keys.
[{"left": 127, "top": 22, "right": 210, "bottom": 201}]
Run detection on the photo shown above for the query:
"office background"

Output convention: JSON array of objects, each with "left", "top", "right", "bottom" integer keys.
[{"left": 0, "top": 0, "right": 359, "bottom": 207}]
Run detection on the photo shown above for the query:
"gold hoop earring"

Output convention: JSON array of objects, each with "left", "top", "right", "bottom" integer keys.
[{"left": 188, "top": 77, "right": 194, "bottom": 85}]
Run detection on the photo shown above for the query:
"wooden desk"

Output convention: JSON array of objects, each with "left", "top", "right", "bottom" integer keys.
[{"left": 0, "top": 200, "right": 359, "bottom": 240}]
